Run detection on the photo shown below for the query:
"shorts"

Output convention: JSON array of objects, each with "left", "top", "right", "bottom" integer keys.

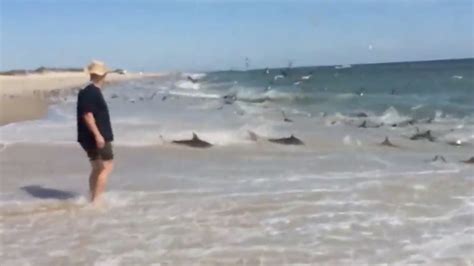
[{"left": 80, "top": 142, "right": 114, "bottom": 161}]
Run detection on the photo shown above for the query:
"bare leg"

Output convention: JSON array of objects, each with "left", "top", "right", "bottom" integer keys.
[
  {"left": 89, "top": 160, "right": 103, "bottom": 201},
  {"left": 91, "top": 160, "right": 114, "bottom": 205}
]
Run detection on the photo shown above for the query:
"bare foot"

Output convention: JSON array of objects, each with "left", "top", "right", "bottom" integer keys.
[{"left": 91, "top": 197, "right": 105, "bottom": 210}]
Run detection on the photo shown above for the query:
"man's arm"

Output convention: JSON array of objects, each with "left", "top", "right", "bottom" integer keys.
[{"left": 83, "top": 112, "right": 105, "bottom": 148}]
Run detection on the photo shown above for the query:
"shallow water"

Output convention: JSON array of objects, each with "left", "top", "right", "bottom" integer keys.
[
  {"left": 1, "top": 59, "right": 474, "bottom": 264},
  {"left": 1, "top": 143, "right": 473, "bottom": 265},
  {"left": 1, "top": 145, "right": 474, "bottom": 265}
]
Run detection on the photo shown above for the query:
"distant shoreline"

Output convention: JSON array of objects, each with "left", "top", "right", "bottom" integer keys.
[
  {"left": 3, "top": 58, "right": 472, "bottom": 75},
  {"left": 214, "top": 57, "right": 474, "bottom": 73},
  {"left": 0, "top": 71, "right": 167, "bottom": 125},
  {"left": 0, "top": 67, "right": 83, "bottom": 76}
]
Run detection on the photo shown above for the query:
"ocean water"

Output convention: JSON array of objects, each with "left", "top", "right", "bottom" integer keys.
[{"left": 1, "top": 59, "right": 473, "bottom": 265}]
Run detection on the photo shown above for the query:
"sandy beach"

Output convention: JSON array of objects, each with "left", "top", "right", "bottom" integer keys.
[
  {"left": 1, "top": 142, "right": 471, "bottom": 265},
  {"left": 0, "top": 72, "right": 164, "bottom": 125},
  {"left": 0, "top": 61, "right": 473, "bottom": 264},
  {"left": 1, "top": 0, "right": 472, "bottom": 264}
]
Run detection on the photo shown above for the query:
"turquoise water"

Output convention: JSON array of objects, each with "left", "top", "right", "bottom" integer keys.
[{"left": 203, "top": 58, "right": 474, "bottom": 119}]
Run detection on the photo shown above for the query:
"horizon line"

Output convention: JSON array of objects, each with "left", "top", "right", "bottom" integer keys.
[
  {"left": 1, "top": 57, "right": 472, "bottom": 74},
  {"left": 214, "top": 57, "right": 474, "bottom": 73}
]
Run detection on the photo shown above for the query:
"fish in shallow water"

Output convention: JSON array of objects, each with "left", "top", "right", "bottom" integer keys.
[
  {"left": 268, "top": 135, "right": 304, "bottom": 145},
  {"left": 431, "top": 155, "right": 447, "bottom": 163},
  {"left": 187, "top": 76, "right": 199, "bottom": 83},
  {"left": 148, "top": 92, "right": 157, "bottom": 100},
  {"left": 410, "top": 130, "right": 435, "bottom": 142},
  {"left": 281, "top": 111, "right": 293, "bottom": 123},
  {"left": 247, "top": 130, "right": 259, "bottom": 141},
  {"left": 447, "top": 140, "right": 469, "bottom": 146},
  {"left": 172, "top": 133, "right": 212, "bottom": 148},
  {"left": 461, "top": 157, "right": 474, "bottom": 164},
  {"left": 380, "top": 137, "right": 398, "bottom": 148},
  {"left": 352, "top": 112, "right": 369, "bottom": 118},
  {"left": 222, "top": 94, "right": 237, "bottom": 105},
  {"left": 391, "top": 119, "right": 416, "bottom": 127},
  {"left": 358, "top": 120, "right": 381, "bottom": 128}
]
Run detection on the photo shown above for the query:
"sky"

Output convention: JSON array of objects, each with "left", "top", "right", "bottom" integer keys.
[{"left": 1, "top": 0, "right": 473, "bottom": 71}]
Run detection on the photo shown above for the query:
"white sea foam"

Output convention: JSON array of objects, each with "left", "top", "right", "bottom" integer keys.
[
  {"left": 174, "top": 80, "right": 200, "bottom": 90},
  {"left": 335, "top": 64, "right": 352, "bottom": 69},
  {"left": 2, "top": 66, "right": 474, "bottom": 265},
  {"left": 371, "top": 106, "right": 412, "bottom": 125},
  {"left": 182, "top": 72, "right": 206, "bottom": 80},
  {"left": 167, "top": 90, "right": 220, "bottom": 99}
]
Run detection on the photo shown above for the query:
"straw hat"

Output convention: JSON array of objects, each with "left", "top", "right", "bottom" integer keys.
[{"left": 85, "top": 60, "right": 109, "bottom": 76}]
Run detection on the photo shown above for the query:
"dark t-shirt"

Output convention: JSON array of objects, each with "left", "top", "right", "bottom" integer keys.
[{"left": 76, "top": 84, "right": 113, "bottom": 147}]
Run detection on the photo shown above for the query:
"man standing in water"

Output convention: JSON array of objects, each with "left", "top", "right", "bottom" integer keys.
[{"left": 77, "top": 61, "right": 114, "bottom": 205}]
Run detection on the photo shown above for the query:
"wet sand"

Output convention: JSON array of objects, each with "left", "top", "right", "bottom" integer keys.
[{"left": 1, "top": 142, "right": 473, "bottom": 265}]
